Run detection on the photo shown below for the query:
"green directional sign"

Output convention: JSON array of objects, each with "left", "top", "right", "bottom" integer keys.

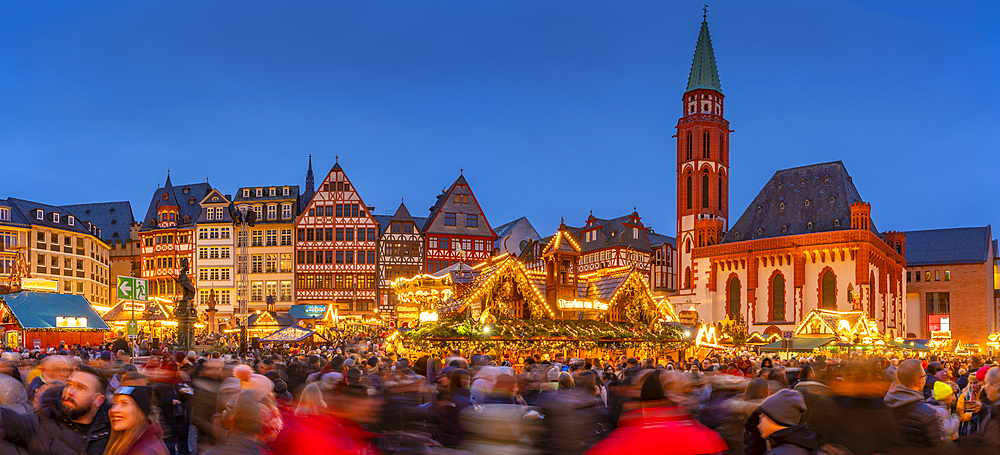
[
  {"left": 117, "top": 276, "right": 149, "bottom": 301},
  {"left": 126, "top": 319, "right": 138, "bottom": 338}
]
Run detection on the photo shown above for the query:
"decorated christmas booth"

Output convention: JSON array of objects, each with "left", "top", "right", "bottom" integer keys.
[
  {"left": 101, "top": 297, "right": 176, "bottom": 341},
  {"left": 0, "top": 291, "right": 110, "bottom": 349},
  {"left": 760, "top": 308, "right": 925, "bottom": 357},
  {"left": 395, "top": 246, "right": 684, "bottom": 361},
  {"left": 260, "top": 324, "right": 330, "bottom": 347}
]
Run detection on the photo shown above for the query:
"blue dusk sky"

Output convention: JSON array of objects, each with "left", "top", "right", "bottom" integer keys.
[{"left": 2, "top": 1, "right": 998, "bottom": 238}]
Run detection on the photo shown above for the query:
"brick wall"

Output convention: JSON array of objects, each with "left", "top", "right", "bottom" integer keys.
[{"left": 907, "top": 261, "right": 992, "bottom": 346}]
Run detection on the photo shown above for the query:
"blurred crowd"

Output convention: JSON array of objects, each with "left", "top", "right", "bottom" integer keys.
[{"left": 2, "top": 337, "right": 1000, "bottom": 455}]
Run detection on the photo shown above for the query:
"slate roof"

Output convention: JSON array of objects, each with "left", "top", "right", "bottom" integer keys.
[
  {"left": 647, "top": 230, "right": 677, "bottom": 249},
  {"left": 138, "top": 176, "right": 212, "bottom": 231},
  {"left": 494, "top": 217, "right": 526, "bottom": 239},
  {"left": 390, "top": 202, "right": 415, "bottom": 223},
  {"left": 723, "top": 161, "right": 879, "bottom": 244},
  {"left": 575, "top": 211, "right": 651, "bottom": 253},
  {"left": 60, "top": 201, "right": 135, "bottom": 245},
  {"left": 686, "top": 18, "right": 722, "bottom": 93},
  {"left": 373, "top": 215, "right": 393, "bottom": 236},
  {"left": 6, "top": 198, "right": 106, "bottom": 240},
  {"left": 902, "top": 226, "right": 993, "bottom": 266},
  {"left": 0, "top": 199, "right": 30, "bottom": 228}
]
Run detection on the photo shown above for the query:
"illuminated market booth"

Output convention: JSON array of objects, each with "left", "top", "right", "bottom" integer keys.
[
  {"left": 0, "top": 291, "right": 110, "bottom": 349},
  {"left": 101, "top": 297, "right": 176, "bottom": 341},
  {"left": 760, "top": 309, "right": 929, "bottom": 357},
  {"left": 392, "top": 244, "right": 683, "bottom": 361},
  {"left": 260, "top": 324, "right": 330, "bottom": 347}
]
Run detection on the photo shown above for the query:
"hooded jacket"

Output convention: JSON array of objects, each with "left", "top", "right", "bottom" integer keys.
[
  {"left": 0, "top": 384, "right": 112, "bottom": 455},
  {"left": 883, "top": 383, "right": 941, "bottom": 447},
  {"left": 765, "top": 424, "right": 819, "bottom": 455}
]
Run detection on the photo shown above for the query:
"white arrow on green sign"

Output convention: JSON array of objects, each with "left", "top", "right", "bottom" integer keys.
[{"left": 116, "top": 276, "right": 149, "bottom": 301}]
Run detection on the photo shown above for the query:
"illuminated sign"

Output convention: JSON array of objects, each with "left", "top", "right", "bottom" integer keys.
[
  {"left": 557, "top": 299, "right": 609, "bottom": 311},
  {"left": 55, "top": 317, "right": 87, "bottom": 328},
  {"left": 678, "top": 310, "right": 699, "bottom": 326},
  {"left": 419, "top": 311, "right": 439, "bottom": 323},
  {"left": 304, "top": 305, "right": 326, "bottom": 316},
  {"left": 694, "top": 325, "right": 720, "bottom": 348},
  {"left": 21, "top": 278, "right": 57, "bottom": 292},
  {"left": 122, "top": 302, "right": 146, "bottom": 313}
]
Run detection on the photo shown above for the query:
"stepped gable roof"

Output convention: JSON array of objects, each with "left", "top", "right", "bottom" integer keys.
[
  {"left": 60, "top": 201, "right": 135, "bottom": 244},
  {"left": 722, "top": 161, "right": 879, "bottom": 244},
  {"left": 647, "top": 230, "right": 677, "bottom": 249},
  {"left": 6, "top": 198, "right": 104, "bottom": 240},
  {"left": 577, "top": 212, "right": 650, "bottom": 253},
  {"left": 686, "top": 18, "right": 723, "bottom": 93},
  {"left": 903, "top": 226, "right": 993, "bottom": 266},
  {"left": 139, "top": 179, "right": 212, "bottom": 231}
]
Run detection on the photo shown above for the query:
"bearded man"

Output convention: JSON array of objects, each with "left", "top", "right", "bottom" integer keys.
[{"left": 0, "top": 364, "right": 112, "bottom": 455}]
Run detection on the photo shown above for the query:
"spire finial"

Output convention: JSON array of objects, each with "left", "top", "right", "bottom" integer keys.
[
  {"left": 335, "top": 155, "right": 338, "bottom": 163},
  {"left": 703, "top": 4, "right": 708, "bottom": 19},
  {"left": 460, "top": 168, "right": 463, "bottom": 175},
  {"left": 308, "top": 154, "right": 312, "bottom": 170}
]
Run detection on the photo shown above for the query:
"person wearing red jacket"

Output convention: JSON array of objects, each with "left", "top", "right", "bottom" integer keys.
[{"left": 587, "top": 372, "right": 727, "bottom": 455}]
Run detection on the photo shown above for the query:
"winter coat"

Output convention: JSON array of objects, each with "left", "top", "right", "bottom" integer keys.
[
  {"left": 585, "top": 404, "right": 727, "bottom": 455},
  {"left": 202, "top": 433, "right": 262, "bottom": 455},
  {"left": 116, "top": 422, "right": 169, "bottom": 455},
  {"left": 537, "top": 388, "right": 610, "bottom": 455},
  {"left": 765, "top": 424, "right": 819, "bottom": 455},
  {"left": 792, "top": 380, "right": 832, "bottom": 422},
  {"left": 807, "top": 395, "right": 898, "bottom": 455},
  {"left": 0, "top": 384, "right": 112, "bottom": 455},
  {"left": 716, "top": 396, "right": 764, "bottom": 454},
  {"left": 883, "top": 383, "right": 941, "bottom": 447}
]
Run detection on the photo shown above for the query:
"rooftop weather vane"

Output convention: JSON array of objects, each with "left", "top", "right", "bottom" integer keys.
[{"left": 703, "top": 4, "right": 708, "bottom": 18}]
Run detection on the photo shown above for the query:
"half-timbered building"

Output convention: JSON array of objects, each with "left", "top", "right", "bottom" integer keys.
[
  {"left": 138, "top": 174, "right": 209, "bottom": 302},
  {"left": 294, "top": 160, "right": 378, "bottom": 315},
  {"left": 374, "top": 202, "right": 426, "bottom": 314},
  {"left": 422, "top": 174, "right": 496, "bottom": 274}
]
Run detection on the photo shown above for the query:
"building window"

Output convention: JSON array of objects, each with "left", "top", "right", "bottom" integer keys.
[
  {"left": 686, "top": 175, "right": 693, "bottom": 209},
  {"left": 346, "top": 228, "right": 354, "bottom": 242},
  {"left": 251, "top": 282, "right": 262, "bottom": 301},
  {"left": 325, "top": 228, "right": 333, "bottom": 241},
  {"left": 702, "top": 174, "right": 709, "bottom": 208},
  {"left": 268, "top": 187, "right": 276, "bottom": 197},
  {"left": 280, "top": 229, "right": 292, "bottom": 246},
  {"left": 821, "top": 270, "right": 836, "bottom": 310},
  {"left": 255, "top": 188, "right": 263, "bottom": 198},
  {"left": 717, "top": 177, "right": 723, "bottom": 211},
  {"left": 266, "top": 229, "right": 277, "bottom": 246},
  {"left": 944, "top": 270, "right": 950, "bottom": 281},
  {"left": 251, "top": 255, "right": 262, "bottom": 273},
  {"left": 429, "top": 238, "right": 438, "bottom": 250},
  {"left": 251, "top": 231, "right": 263, "bottom": 247},
  {"left": 728, "top": 277, "right": 740, "bottom": 319},
  {"left": 935, "top": 270, "right": 940, "bottom": 281},
  {"left": 280, "top": 281, "right": 292, "bottom": 301},
  {"left": 926, "top": 292, "right": 950, "bottom": 315},
  {"left": 444, "top": 213, "right": 456, "bottom": 226},
  {"left": 265, "top": 254, "right": 277, "bottom": 273},
  {"left": 685, "top": 133, "right": 692, "bottom": 160},
  {"left": 345, "top": 251, "right": 354, "bottom": 264},
  {"left": 0, "top": 208, "right": 9, "bottom": 221},
  {"left": 53, "top": 213, "right": 60, "bottom": 223},
  {"left": 771, "top": 273, "right": 785, "bottom": 321},
  {"left": 267, "top": 205, "right": 276, "bottom": 220},
  {"left": 67, "top": 216, "right": 74, "bottom": 226},
  {"left": 253, "top": 205, "right": 262, "bottom": 221},
  {"left": 915, "top": 270, "right": 921, "bottom": 282},
  {"left": 368, "top": 251, "right": 375, "bottom": 264},
  {"left": 367, "top": 228, "right": 375, "bottom": 241},
  {"left": 703, "top": 131, "right": 710, "bottom": 159},
  {"left": 925, "top": 271, "right": 931, "bottom": 282},
  {"left": 466, "top": 214, "right": 478, "bottom": 228},
  {"left": 280, "top": 253, "right": 291, "bottom": 272},
  {"left": 336, "top": 229, "right": 344, "bottom": 241},
  {"left": 336, "top": 251, "right": 344, "bottom": 264},
  {"left": 282, "top": 204, "right": 291, "bottom": 220},
  {"left": 906, "top": 271, "right": 911, "bottom": 282}
]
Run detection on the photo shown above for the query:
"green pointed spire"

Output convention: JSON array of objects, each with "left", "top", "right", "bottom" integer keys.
[{"left": 686, "top": 17, "right": 722, "bottom": 94}]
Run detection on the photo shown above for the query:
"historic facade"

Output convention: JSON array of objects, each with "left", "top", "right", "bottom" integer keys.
[
  {"left": 294, "top": 160, "right": 378, "bottom": 315},
  {"left": 233, "top": 184, "right": 299, "bottom": 313},
  {"left": 194, "top": 188, "right": 235, "bottom": 315},
  {"left": 374, "top": 202, "right": 426, "bottom": 313},
  {"left": 1, "top": 198, "right": 112, "bottom": 306},
  {"left": 648, "top": 229, "right": 678, "bottom": 296},
  {"left": 422, "top": 174, "right": 496, "bottom": 274},
  {"left": 138, "top": 175, "right": 209, "bottom": 303}
]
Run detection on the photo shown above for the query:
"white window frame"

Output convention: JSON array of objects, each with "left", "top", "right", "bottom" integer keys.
[
  {"left": 269, "top": 187, "right": 275, "bottom": 197},
  {"left": 67, "top": 216, "right": 74, "bottom": 226},
  {"left": 282, "top": 187, "right": 289, "bottom": 196},
  {"left": 36, "top": 210, "right": 43, "bottom": 220},
  {"left": 243, "top": 189, "right": 250, "bottom": 198},
  {"left": 255, "top": 188, "right": 263, "bottom": 198},
  {"left": 267, "top": 205, "right": 277, "bottom": 220},
  {"left": 282, "top": 204, "right": 291, "bottom": 220},
  {"left": 52, "top": 213, "right": 60, "bottom": 223}
]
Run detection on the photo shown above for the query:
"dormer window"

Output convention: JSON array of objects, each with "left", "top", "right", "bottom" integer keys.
[
  {"left": 188, "top": 197, "right": 195, "bottom": 205},
  {"left": 162, "top": 193, "right": 168, "bottom": 200},
  {"left": 111, "top": 219, "right": 117, "bottom": 225},
  {"left": 804, "top": 199, "right": 811, "bottom": 207},
  {"left": 109, "top": 207, "right": 115, "bottom": 213},
  {"left": 255, "top": 188, "right": 263, "bottom": 197},
  {"left": 834, "top": 218, "right": 841, "bottom": 228},
  {"left": 212, "top": 196, "right": 219, "bottom": 202},
  {"left": 243, "top": 189, "right": 250, "bottom": 198},
  {"left": 779, "top": 202, "right": 786, "bottom": 210},
  {"left": 52, "top": 213, "right": 60, "bottom": 223},
  {"left": 807, "top": 221, "right": 814, "bottom": 229},
  {"left": 0, "top": 207, "right": 8, "bottom": 221},
  {"left": 97, "top": 228, "right": 102, "bottom": 237},
  {"left": 67, "top": 216, "right": 75, "bottom": 226},
  {"left": 269, "top": 188, "right": 276, "bottom": 197},
  {"left": 829, "top": 196, "right": 836, "bottom": 204},
  {"left": 36, "top": 210, "right": 44, "bottom": 220},
  {"left": 282, "top": 187, "right": 289, "bottom": 196},
  {"left": 182, "top": 186, "right": 190, "bottom": 194}
]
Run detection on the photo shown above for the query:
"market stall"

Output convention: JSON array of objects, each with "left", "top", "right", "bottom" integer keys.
[
  {"left": 0, "top": 291, "right": 110, "bottom": 349},
  {"left": 260, "top": 324, "right": 330, "bottom": 346}
]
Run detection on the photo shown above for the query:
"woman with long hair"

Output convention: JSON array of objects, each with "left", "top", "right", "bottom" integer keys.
[
  {"left": 104, "top": 386, "right": 168, "bottom": 455},
  {"left": 294, "top": 381, "right": 327, "bottom": 416}
]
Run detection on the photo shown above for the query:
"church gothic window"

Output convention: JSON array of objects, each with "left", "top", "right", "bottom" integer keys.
[
  {"left": 686, "top": 133, "right": 693, "bottom": 160},
  {"left": 728, "top": 277, "right": 740, "bottom": 320},
  {"left": 703, "top": 131, "right": 710, "bottom": 159},
  {"left": 718, "top": 177, "right": 723, "bottom": 210},
  {"left": 686, "top": 175, "right": 693, "bottom": 209},
  {"left": 702, "top": 174, "right": 709, "bottom": 208},
  {"left": 821, "top": 270, "right": 836, "bottom": 309},
  {"left": 771, "top": 273, "right": 785, "bottom": 321}
]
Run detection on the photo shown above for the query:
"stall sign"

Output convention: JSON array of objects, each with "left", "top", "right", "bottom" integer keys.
[
  {"left": 56, "top": 317, "right": 87, "bottom": 328},
  {"left": 557, "top": 299, "right": 609, "bottom": 311},
  {"left": 304, "top": 305, "right": 327, "bottom": 317},
  {"left": 21, "top": 278, "right": 57, "bottom": 292},
  {"left": 678, "top": 310, "right": 699, "bottom": 326}
]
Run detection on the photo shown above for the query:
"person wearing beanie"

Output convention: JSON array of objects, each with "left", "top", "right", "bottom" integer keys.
[
  {"left": 205, "top": 390, "right": 265, "bottom": 455},
  {"left": 752, "top": 389, "right": 818, "bottom": 455},
  {"left": 105, "top": 385, "right": 169, "bottom": 455},
  {"left": 930, "top": 380, "right": 960, "bottom": 440},
  {"left": 884, "top": 358, "right": 941, "bottom": 448}
]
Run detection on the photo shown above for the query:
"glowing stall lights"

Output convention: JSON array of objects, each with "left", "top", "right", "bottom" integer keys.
[
  {"left": 419, "top": 311, "right": 439, "bottom": 323},
  {"left": 56, "top": 317, "right": 88, "bottom": 328},
  {"left": 694, "top": 325, "right": 722, "bottom": 349},
  {"left": 557, "top": 299, "right": 609, "bottom": 311}
]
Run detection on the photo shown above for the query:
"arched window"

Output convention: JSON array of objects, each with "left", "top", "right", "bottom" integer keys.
[
  {"left": 771, "top": 273, "right": 785, "bottom": 321},
  {"left": 686, "top": 175, "right": 693, "bottom": 209},
  {"left": 685, "top": 239, "right": 691, "bottom": 253},
  {"left": 821, "top": 270, "right": 836, "bottom": 309},
  {"left": 703, "top": 131, "right": 711, "bottom": 159},
  {"left": 719, "top": 133, "right": 724, "bottom": 161},
  {"left": 869, "top": 271, "right": 876, "bottom": 318},
  {"left": 728, "top": 277, "right": 741, "bottom": 320},
  {"left": 717, "top": 176, "right": 723, "bottom": 211},
  {"left": 702, "top": 174, "right": 710, "bottom": 208},
  {"left": 684, "top": 267, "right": 692, "bottom": 289},
  {"left": 686, "top": 133, "right": 693, "bottom": 160}
]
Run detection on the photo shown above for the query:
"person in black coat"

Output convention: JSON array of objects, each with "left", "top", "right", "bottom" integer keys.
[
  {"left": 884, "top": 359, "right": 941, "bottom": 448},
  {"left": 806, "top": 362, "right": 899, "bottom": 455},
  {"left": 0, "top": 366, "right": 112, "bottom": 455}
]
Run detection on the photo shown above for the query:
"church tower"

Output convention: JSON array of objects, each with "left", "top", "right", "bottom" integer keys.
[{"left": 677, "top": 13, "right": 730, "bottom": 294}]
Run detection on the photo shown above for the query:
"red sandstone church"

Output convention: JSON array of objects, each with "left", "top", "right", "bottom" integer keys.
[{"left": 674, "top": 17, "right": 908, "bottom": 338}]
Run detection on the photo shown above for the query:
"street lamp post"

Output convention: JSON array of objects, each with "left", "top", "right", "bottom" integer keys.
[{"left": 230, "top": 205, "right": 256, "bottom": 358}]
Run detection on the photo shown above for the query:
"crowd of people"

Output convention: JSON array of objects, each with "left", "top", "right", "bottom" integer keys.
[{"left": 2, "top": 336, "right": 1000, "bottom": 455}]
